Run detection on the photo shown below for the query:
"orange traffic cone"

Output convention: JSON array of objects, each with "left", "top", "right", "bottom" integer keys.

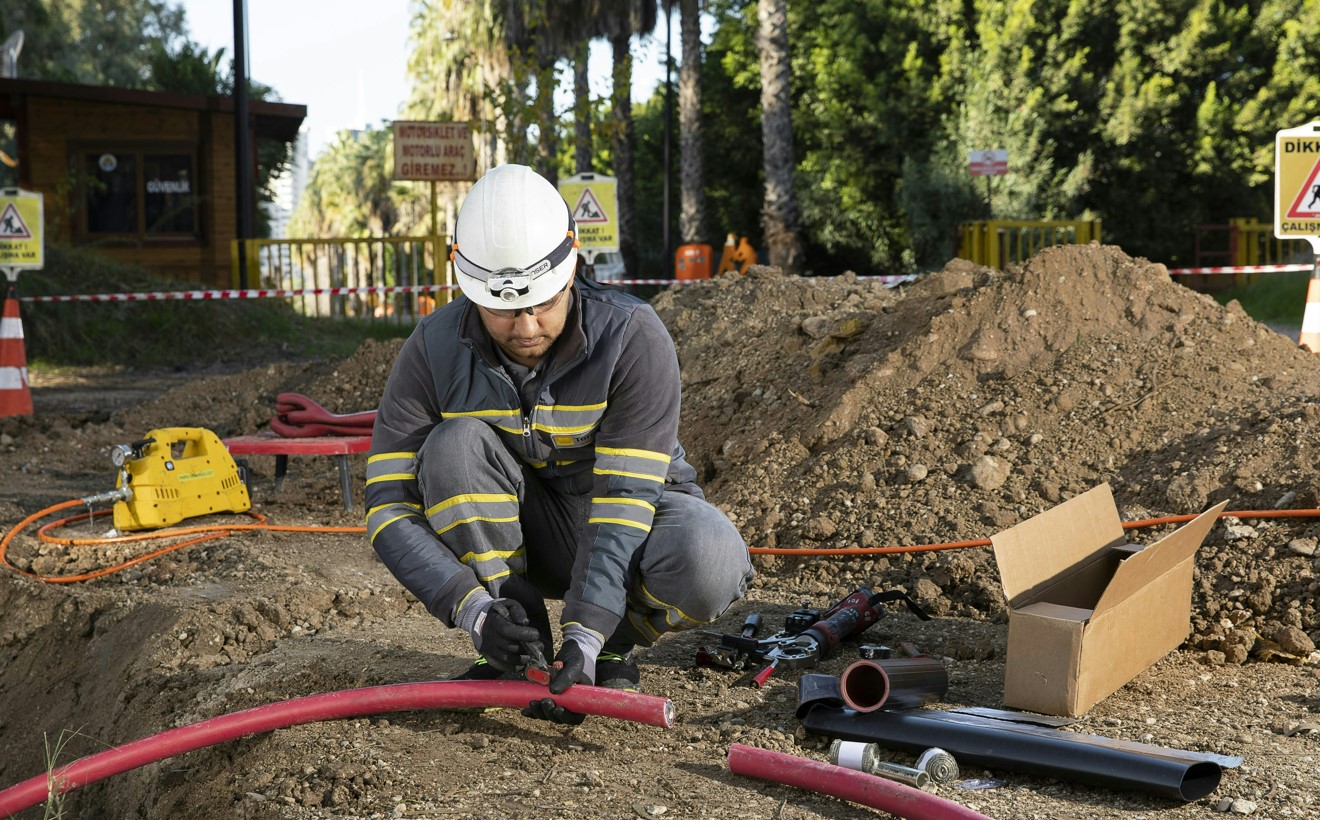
[
  {"left": 0, "top": 278, "right": 33, "bottom": 417},
  {"left": 1301, "top": 275, "right": 1320, "bottom": 353}
]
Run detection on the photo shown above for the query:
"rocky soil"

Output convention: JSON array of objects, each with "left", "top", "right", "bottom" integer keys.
[{"left": 0, "top": 243, "right": 1318, "bottom": 819}]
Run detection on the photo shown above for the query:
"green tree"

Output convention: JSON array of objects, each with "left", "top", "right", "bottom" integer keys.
[
  {"left": 756, "top": 0, "right": 803, "bottom": 274},
  {"left": 291, "top": 128, "right": 403, "bottom": 238},
  {"left": 1, "top": 0, "right": 188, "bottom": 87},
  {"left": 600, "top": 0, "right": 659, "bottom": 277},
  {"left": 678, "top": 0, "right": 707, "bottom": 245}
]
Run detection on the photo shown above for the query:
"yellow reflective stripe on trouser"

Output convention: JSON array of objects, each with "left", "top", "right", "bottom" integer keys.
[
  {"left": 637, "top": 582, "right": 708, "bottom": 629},
  {"left": 365, "top": 451, "right": 417, "bottom": 486},
  {"left": 425, "top": 493, "right": 519, "bottom": 535}
]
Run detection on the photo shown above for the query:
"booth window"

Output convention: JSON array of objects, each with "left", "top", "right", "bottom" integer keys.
[{"left": 79, "top": 146, "right": 199, "bottom": 240}]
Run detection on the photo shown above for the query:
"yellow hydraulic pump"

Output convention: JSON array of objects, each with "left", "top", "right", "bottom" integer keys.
[{"left": 108, "top": 427, "right": 250, "bottom": 532}]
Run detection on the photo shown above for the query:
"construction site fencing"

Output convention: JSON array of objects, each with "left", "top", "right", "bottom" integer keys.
[
  {"left": 1188, "top": 218, "right": 1314, "bottom": 287},
  {"left": 231, "top": 236, "right": 452, "bottom": 324},
  {"left": 957, "top": 220, "right": 1102, "bottom": 268}
]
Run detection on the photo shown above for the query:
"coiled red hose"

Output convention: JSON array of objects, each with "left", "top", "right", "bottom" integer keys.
[
  {"left": 0, "top": 680, "right": 673, "bottom": 815},
  {"left": 727, "top": 743, "right": 991, "bottom": 820}
]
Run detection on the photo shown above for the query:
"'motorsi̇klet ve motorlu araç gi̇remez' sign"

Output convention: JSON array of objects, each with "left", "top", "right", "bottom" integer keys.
[{"left": 392, "top": 122, "right": 476, "bottom": 182}]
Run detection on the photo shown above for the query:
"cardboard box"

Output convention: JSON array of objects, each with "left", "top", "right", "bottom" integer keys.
[{"left": 990, "top": 484, "right": 1226, "bottom": 716}]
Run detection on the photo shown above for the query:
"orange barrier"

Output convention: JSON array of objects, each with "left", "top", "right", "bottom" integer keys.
[
  {"left": 675, "top": 243, "right": 713, "bottom": 280},
  {"left": 1300, "top": 274, "right": 1320, "bottom": 352},
  {"left": 0, "top": 278, "right": 32, "bottom": 417}
]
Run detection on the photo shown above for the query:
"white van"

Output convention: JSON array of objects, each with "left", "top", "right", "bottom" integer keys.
[{"left": 585, "top": 251, "right": 625, "bottom": 282}]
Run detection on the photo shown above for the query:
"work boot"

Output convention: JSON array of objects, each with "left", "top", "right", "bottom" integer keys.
[
  {"left": 595, "top": 646, "right": 640, "bottom": 691},
  {"left": 451, "top": 657, "right": 522, "bottom": 681}
]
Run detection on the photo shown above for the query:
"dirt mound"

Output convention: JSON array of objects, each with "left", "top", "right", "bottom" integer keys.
[
  {"left": 653, "top": 245, "right": 1320, "bottom": 659},
  {"left": 1, "top": 243, "right": 1318, "bottom": 819}
]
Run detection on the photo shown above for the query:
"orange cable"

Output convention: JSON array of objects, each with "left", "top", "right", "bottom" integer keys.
[
  {"left": 1, "top": 500, "right": 362, "bottom": 584},
  {"left": 4, "top": 501, "right": 1320, "bottom": 582}
]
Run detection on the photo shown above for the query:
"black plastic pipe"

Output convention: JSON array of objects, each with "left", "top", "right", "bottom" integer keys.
[{"left": 802, "top": 705, "right": 1226, "bottom": 802}]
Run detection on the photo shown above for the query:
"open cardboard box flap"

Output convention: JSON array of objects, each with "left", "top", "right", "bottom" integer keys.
[
  {"left": 991, "top": 484, "right": 1126, "bottom": 609},
  {"left": 1092, "top": 499, "right": 1228, "bottom": 617}
]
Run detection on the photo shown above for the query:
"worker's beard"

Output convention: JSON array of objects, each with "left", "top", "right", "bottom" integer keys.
[{"left": 494, "top": 331, "right": 555, "bottom": 368}]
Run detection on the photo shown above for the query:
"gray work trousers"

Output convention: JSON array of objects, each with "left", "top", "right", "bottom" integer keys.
[{"left": 416, "top": 418, "right": 753, "bottom": 648}]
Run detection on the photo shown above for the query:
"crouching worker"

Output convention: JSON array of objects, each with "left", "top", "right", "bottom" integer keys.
[{"left": 365, "top": 164, "right": 753, "bottom": 723}]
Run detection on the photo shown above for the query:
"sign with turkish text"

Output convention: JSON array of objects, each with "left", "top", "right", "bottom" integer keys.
[
  {"left": 1275, "top": 122, "right": 1320, "bottom": 243},
  {"left": 0, "top": 188, "right": 43, "bottom": 270},
  {"left": 968, "top": 149, "right": 1008, "bottom": 177},
  {"left": 558, "top": 173, "right": 619, "bottom": 253},
  {"left": 392, "top": 121, "right": 476, "bottom": 182}
]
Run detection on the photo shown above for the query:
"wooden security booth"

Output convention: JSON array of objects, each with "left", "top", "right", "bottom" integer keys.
[{"left": 0, "top": 77, "right": 305, "bottom": 287}]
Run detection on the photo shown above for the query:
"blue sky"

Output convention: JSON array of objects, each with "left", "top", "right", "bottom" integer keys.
[{"left": 172, "top": 1, "right": 678, "bottom": 160}]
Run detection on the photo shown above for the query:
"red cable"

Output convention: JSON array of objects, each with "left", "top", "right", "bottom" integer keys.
[
  {"left": 0, "top": 680, "right": 674, "bottom": 815},
  {"left": 728, "top": 743, "right": 991, "bottom": 820}
]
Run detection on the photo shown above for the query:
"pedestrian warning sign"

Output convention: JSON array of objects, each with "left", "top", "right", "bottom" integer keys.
[
  {"left": 0, "top": 188, "right": 42, "bottom": 271},
  {"left": 558, "top": 173, "right": 618, "bottom": 253},
  {"left": 1275, "top": 122, "right": 1320, "bottom": 244}
]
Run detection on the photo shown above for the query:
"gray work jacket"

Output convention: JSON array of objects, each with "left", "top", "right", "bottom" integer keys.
[{"left": 365, "top": 277, "right": 698, "bottom": 642}]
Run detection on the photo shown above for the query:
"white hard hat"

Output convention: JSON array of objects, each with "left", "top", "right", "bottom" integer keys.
[{"left": 451, "top": 164, "right": 578, "bottom": 310}]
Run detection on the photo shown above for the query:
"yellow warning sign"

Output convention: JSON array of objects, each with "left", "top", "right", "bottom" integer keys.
[
  {"left": 558, "top": 174, "right": 619, "bottom": 253},
  {"left": 0, "top": 188, "right": 42, "bottom": 270},
  {"left": 1275, "top": 122, "right": 1320, "bottom": 241}
]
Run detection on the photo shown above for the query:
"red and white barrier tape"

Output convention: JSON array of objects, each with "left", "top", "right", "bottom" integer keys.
[
  {"left": 17, "top": 274, "right": 916, "bottom": 304},
  {"left": 1166, "top": 263, "right": 1314, "bottom": 275},
  {"left": 18, "top": 284, "right": 459, "bottom": 304}
]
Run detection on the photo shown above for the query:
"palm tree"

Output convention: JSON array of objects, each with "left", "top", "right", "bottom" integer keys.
[
  {"left": 757, "top": 0, "right": 803, "bottom": 274},
  {"left": 572, "top": 39, "right": 593, "bottom": 173},
  {"left": 678, "top": 0, "right": 706, "bottom": 246},
  {"left": 406, "top": 0, "right": 511, "bottom": 172},
  {"left": 600, "top": 0, "right": 658, "bottom": 277}
]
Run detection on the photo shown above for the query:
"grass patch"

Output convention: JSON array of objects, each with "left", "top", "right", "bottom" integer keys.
[
  {"left": 10, "top": 246, "right": 411, "bottom": 370},
  {"left": 1208, "top": 269, "right": 1312, "bottom": 326}
]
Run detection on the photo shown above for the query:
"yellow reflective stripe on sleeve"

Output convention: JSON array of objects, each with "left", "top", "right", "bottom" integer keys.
[
  {"left": 367, "top": 451, "right": 414, "bottom": 464},
  {"left": 457, "top": 546, "right": 526, "bottom": 564},
  {"left": 477, "top": 568, "right": 512, "bottom": 583},
  {"left": 426, "top": 492, "right": 518, "bottom": 517},
  {"left": 596, "top": 446, "right": 671, "bottom": 462},
  {"left": 366, "top": 502, "right": 422, "bottom": 516},
  {"left": 369, "top": 513, "right": 416, "bottom": 542},
  {"left": 591, "top": 497, "right": 656, "bottom": 512},
  {"left": 593, "top": 467, "right": 665, "bottom": 482},
  {"left": 366, "top": 472, "right": 415, "bottom": 485},
  {"left": 587, "top": 517, "right": 652, "bottom": 532}
]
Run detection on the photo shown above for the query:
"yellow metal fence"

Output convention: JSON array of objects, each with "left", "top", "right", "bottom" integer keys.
[
  {"left": 230, "top": 236, "right": 454, "bottom": 324},
  {"left": 957, "top": 220, "right": 1102, "bottom": 268},
  {"left": 1194, "top": 218, "right": 1313, "bottom": 269}
]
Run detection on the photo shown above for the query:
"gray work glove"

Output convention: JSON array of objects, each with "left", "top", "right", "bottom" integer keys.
[
  {"left": 547, "top": 640, "right": 594, "bottom": 695},
  {"left": 522, "top": 640, "right": 594, "bottom": 726},
  {"left": 457, "top": 594, "right": 542, "bottom": 673}
]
